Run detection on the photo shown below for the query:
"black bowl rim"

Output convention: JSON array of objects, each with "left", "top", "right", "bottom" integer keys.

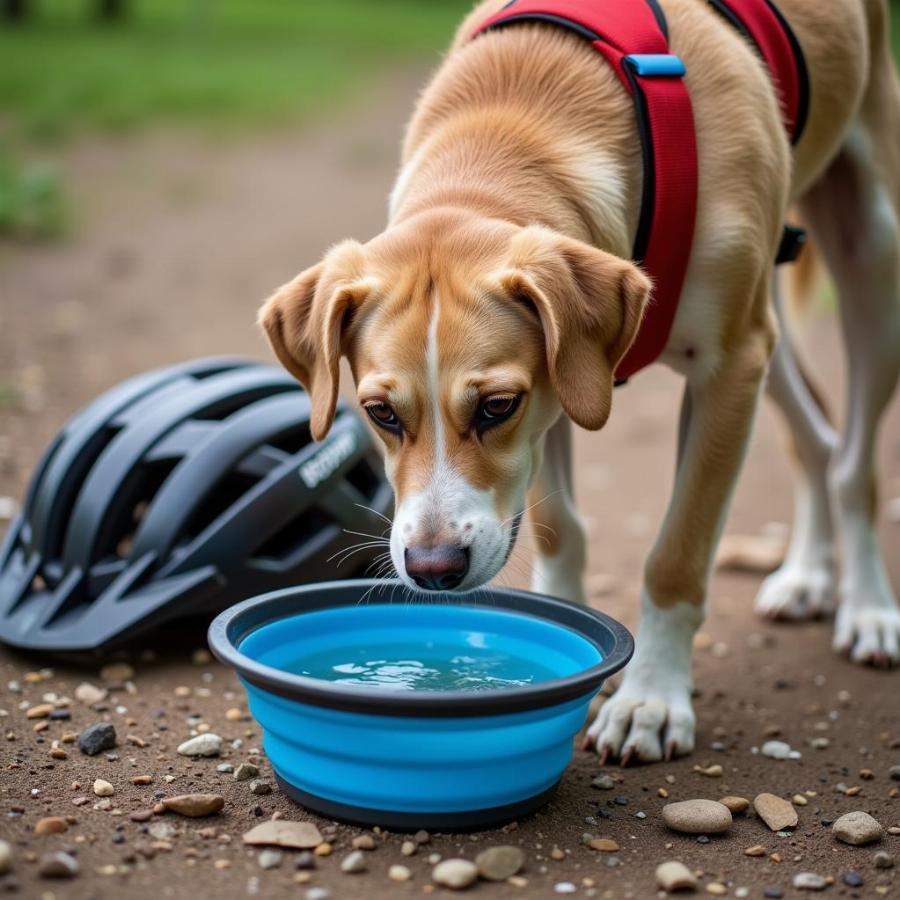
[{"left": 207, "top": 579, "right": 633, "bottom": 718}]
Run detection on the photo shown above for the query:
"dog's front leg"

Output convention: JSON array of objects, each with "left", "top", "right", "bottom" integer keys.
[
  {"left": 528, "top": 416, "right": 587, "bottom": 604},
  {"left": 586, "top": 321, "right": 774, "bottom": 763}
]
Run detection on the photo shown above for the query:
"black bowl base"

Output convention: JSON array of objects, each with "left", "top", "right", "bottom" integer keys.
[{"left": 274, "top": 772, "right": 559, "bottom": 832}]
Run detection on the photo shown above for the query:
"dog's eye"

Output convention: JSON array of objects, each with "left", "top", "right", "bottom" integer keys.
[
  {"left": 476, "top": 394, "right": 521, "bottom": 430},
  {"left": 364, "top": 401, "right": 401, "bottom": 433}
]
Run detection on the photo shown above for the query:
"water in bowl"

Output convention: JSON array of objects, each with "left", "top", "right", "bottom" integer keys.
[{"left": 291, "top": 638, "right": 559, "bottom": 692}]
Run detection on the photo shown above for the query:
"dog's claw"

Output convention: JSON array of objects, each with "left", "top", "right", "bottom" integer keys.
[
  {"left": 619, "top": 748, "right": 633, "bottom": 768},
  {"left": 664, "top": 740, "right": 676, "bottom": 762},
  {"left": 597, "top": 745, "right": 610, "bottom": 766}
]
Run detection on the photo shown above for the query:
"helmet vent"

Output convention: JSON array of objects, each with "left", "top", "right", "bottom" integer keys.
[
  {"left": 180, "top": 470, "right": 260, "bottom": 543},
  {"left": 252, "top": 508, "right": 332, "bottom": 562},
  {"left": 266, "top": 423, "right": 313, "bottom": 456},
  {"left": 345, "top": 459, "right": 382, "bottom": 501}
]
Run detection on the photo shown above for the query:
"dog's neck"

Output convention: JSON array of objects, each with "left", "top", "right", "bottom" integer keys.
[{"left": 388, "top": 110, "right": 636, "bottom": 258}]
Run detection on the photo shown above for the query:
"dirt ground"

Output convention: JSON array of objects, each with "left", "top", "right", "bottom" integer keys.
[{"left": 0, "top": 68, "right": 899, "bottom": 900}]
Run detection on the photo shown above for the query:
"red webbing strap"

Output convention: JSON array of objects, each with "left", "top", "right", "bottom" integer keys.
[
  {"left": 711, "top": 0, "right": 807, "bottom": 142},
  {"left": 471, "top": 0, "right": 698, "bottom": 380}
]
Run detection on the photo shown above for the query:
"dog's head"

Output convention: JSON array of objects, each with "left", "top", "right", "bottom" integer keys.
[{"left": 259, "top": 210, "right": 650, "bottom": 591}]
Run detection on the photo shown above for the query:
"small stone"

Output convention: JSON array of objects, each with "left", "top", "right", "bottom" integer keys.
[
  {"left": 242, "top": 820, "right": 324, "bottom": 849},
  {"left": 693, "top": 764, "right": 723, "bottom": 777},
  {"left": 792, "top": 794, "right": 808, "bottom": 806},
  {"left": 761, "top": 740, "right": 792, "bottom": 760},
  {"left": 554, "top": 883, "right": 577, "bottom": 895},
  {"left": 475, "top": 846, "right": 525, "bottom": 880},
  {"left": 148, "top": 822, "right": 177, "bottom": 840},
  {"left": 258, "top": 849, "right": 283, "bottom": 870},
  {"left": 314, "top": 843, "right": 333, "bottom": 857},
  {"left": 74, "top": 682, "right": 107, "bottom": 705},
  {"left": 176, "top": 733, "right": 222, "bottom": 757},
  {"left": 872, "top": 850, "right": 893, "bottom": 869},
  {"left": 34, "top": 817, "right": 67, "bottom": 836},
  {"left": 38, "top": 851, "right": 79, "bottom": 879},
  {"left": 225, "top": 708, "right": 243, "bottom": 721},
  {"left": 0, "top": 841, "right": 12, "bottom": 876},
  {"left": 655, "top": 860, "right": 697, "bottom": 891},
  {"left": 162, "top": 794, "right": 224, "bottom": 817},
  {"left": 842, "top": 872, "right": 864, "bottom": 888},
  {"left": 588, "top": 839, "right": 620, "bottom": 852},
  {"left": 763, "top": 889, "right": 783, "bottom": 899},
  {"left": 550, "top": 847, "right": 565, "bottom": 860},
  {"left": 414, "top": 829, "right": 431, "bottom": 844},
  {"left": 233, "top": 763, "right": 259, "bottom": 781},
  {"left": 249, "top": 780, "right": 272, "bottom": 796},
  {"left": 389, "top": 864, "right": 412, "bottom": 881},
  {"left": 432, "top": 859, "right": 478, "bottom": 890},
  {"left": 662, "top": 800, "right": 732, "bottom": 834},
  {"left": 744, "top": 845, "right": 767, "bottom": 857},
  {"left": 753, "top": 793, "right": 798, "bottom": 831},
  {"left": 833, "top": 811, "right": 883, "bottom": 845},
  {"left": 306, "top": 890, "right": 330, "bottom": 900},
  {"left": 99, "top": 662, "right": 134, "bottom": 681},
  {"left": 592, "top": 775, "right": 615, "bottom": 790},
  {"left": 93, "top": 779, "right": 114, "bottom": 797},
  {"left": 216, "top": 763, "right": 233, "bottom": 774},
  {"left": 131, "top": 775, "right": 153, "bottom": 785},
  {"left": 352, "top": 834, "right": 375, "bottom": 851},
  {"left": 793, "top": 872, "right": 827, "bottom": 891},
  {"left": 295, "top": 851, "right": 316, "bottom": 870},
  {"left": 129, "top": 810, "right": 153, "bottom": 822},
  {"left": 719, "top": 796, "right": 750, "bottom": 814},
  {"left": 810, "top": 737, "right": 830, "bottom": 749},
  {"left": 26, "top": 703, "right": 54, "bottom": 719},
  {"left": 889, "top": 765, "right": 900, "bottom": 781},
  {"left": 341, "top": 850, "right": 367, "bottom": 874},
  {"left": 78, "top": 722, "right": 117, "bottom": 756},
  {"left": 706, "top": 884, "right": 727, "bottom": 896},
  {"left": 401, "top": 840, "right": 416, "bottom": 856}
]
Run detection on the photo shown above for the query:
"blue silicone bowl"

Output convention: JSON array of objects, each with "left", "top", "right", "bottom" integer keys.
[{"left": 208, "top": 579, "right": 633, "bottom": 830}]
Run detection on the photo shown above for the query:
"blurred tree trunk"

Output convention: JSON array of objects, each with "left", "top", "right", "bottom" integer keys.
[{"left": 2, "top": 0, "right": 27, "bottom": 23}]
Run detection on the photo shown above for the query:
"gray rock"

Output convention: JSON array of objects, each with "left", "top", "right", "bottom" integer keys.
[
  {"left": 77, "top": 722, "right": 117, "bottom": 756},
  {"left": 216, "top": 763, "right": 234, "bottom": 774},
  {"left": 761, "top": 740, "right": 792, "bottom": 760},
  {"left": 833, "top": 811, "right": 883, "bottom": 846},
  {"left": 873, "top": 851, "right": 894, "bottom": 869},
  {"left": 305, "top": 889, "right": 330, "bottom": 900},
  {"left": 889, "top": 765, "right": 900, "bottom": 782},
  {"left": 176, "top": 733, "right": 222, "bottom": 757},
  {"left": 662, "top": 799, "right": 732, "bottom": 834},
  {"left": 148, "top": 822, "right": 177, "bottom": 840},
  {"left": 258, "top": 849, "right": 283, "bottom": 870},
  {"left": 592, "top": 775, "right": 615, "bottom": 790},
  {"left": 340, "top": 850, "right": 367, "bottom": 874},
  {"left": 793, "top": 872, "right": 827, "bottom": 891},
  {"left": 38, "top": 852, "right": 79, "bottom": 879},
  {"left": 475, "top": 845, "right": 525, "bottom": 881},
  {"left": 432, "top": 858, "right": 478, "bottom": 890},
  {"left": 249, "top": 780, "right": 272, "bottom": 796},
  {"left": 234, "top": 763, "right": 259, "bottom": 781}
]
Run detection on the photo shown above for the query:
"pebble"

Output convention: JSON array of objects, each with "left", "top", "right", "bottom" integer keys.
[
  {"left": 258, "top": 849, "right": 283, "bottom": 870},
  {"left": 662, "top": 799, "right": 732, "bottom": 834},
  {"left": 833, "top": 811, "right": 883, "bottom": 845},
  {"left": 810, "top": 737, "right": 830, "bottom": 750},
  {"left": 295, "top": 851, "right": 316, "bottom": 870},
  {"left": 873, "top": 851, "right": 894, "bottom": 869},
  {"left": 763, "top": 888, "right": 783, "bottom": 899},
  {"left": 216, "top": 763, "right": 234, "bottom": 774},
  {"left": 475, "top": 846, "right": 525, "bottom": 881},
  {"left": 432, "top": 859, "right": 478, "bottom": 890},
  {"left": 706, "top": 884, "right": 727, "bottom": 896},
  {"left": 401, "top": 840, "right": 416, "bottom": 856},
  {"left": 161, "top": 794, "right": 224, "bottom": 817},
  {"left": 761, "top": 740, "right": 792, "bottom": 760},
  {"left": 744, "top": 845, "right": 767, "bottom": 857},
  {"left": 34, "top": 817, "right": 67, "bottom": 836},
  {"left": 176, "top": 733, "right": 222, "bottom": 757},
  {"left": 589, "top": 839, "right": 620, "bottom": 852},
  {"left": 693, "top": 764, "right": 723, "bottom": 777},
  {"left": 234, "top": 763, "right": 259, "bottom": 781},
  {"left": 655, "top": 860, "right": 697, "bottom": 891},
  {"left": 26, "top": 703, "right": 54, "bottom": 719},
  {"left": 77, "top": 722, "right": 117, "bottom": 756},
  {"left": 306, "top": 890, "right": 330, "bottom": 900},
  {"left": 842, "top": 872, "right": 864, "bottom": 888},
  {"left": 753, "top": 793, "right": 798, "bottom": 831},
  {"left": 148, "top": 822, "right": 177, "bottom": 840},
  {"left": 889, "top": 765, "right": 900, "bottom": 781},
  {"left": 99, "top": 662, "right": 134, "bottom": 681},
  {"left": 93, "top": 779, "right": 114, "bottom": 797},
  {"left": 351, "top": 834, "right": 375, "bottom": 850},
  {"left": 719, "top": 796, "right": 750, "bottom": 814},
  {"left": 249, "top": 780, "right": 272, "bottom": 796},
  {"left": 0, "top": 840, "right": 11, "bottom": 875},
  {"left": 74, "top": 682, "right": 107, "bottom": 705},
  {"left": 341, "top": 850, "right": 367, "bottom": 874},
  {"left": 592, "top": 775, "right": 615, "bottom": 790},
  {"left": 242, "top": 820, "right": 323, "bottom": 849},
  {"left": 554, "top": 883, "right": 577, "bottom": 895},
  {"left": 389, "top": 864, "right": 411, "bottom": 882},
  {"left": 38, "top": 851, "right": 79, "bottom": 879},
  {"left": 793, "top": 872, "right": 827, "bottom": 891}
]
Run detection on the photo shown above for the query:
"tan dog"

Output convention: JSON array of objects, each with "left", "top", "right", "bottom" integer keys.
[{"left": 260, "top": 0, "right": 900, "bottom": 763}]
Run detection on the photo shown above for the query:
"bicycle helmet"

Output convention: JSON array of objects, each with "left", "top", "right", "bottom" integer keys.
[{"left": 0, "top": 357, "right": 392, "bottom": 652}]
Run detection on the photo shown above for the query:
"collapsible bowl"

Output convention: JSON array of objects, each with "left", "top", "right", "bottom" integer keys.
[{"left": 208, "top": 579, "right": 633, "bottom": 830}]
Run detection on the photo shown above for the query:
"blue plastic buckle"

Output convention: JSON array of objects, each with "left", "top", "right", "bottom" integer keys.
[{"left": 624, "top": 54, "right": 686, "bottom": 77}]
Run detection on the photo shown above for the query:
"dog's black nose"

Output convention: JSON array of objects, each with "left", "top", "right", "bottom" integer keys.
[{"left": 404, "top": 546, "right": 470, "bottom": 591}]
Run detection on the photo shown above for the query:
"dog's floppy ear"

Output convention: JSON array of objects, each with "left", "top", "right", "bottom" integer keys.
[
  {"left": 258, "top": 240, "right": 372, "bottom": 440},
  {"left": 498, "top": 226, "right": 651, "bottom": 430}
]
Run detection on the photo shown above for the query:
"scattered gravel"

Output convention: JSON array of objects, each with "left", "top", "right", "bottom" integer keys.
[
  {"left": 662, "top": 799, "right": 732, "bottom": 834},
  {"left": 432, "top": 858, "right": 478, "bottom": 890},
  {"left": 176, "top": 733, "right": 222, "bottom": 757},
  {"left": 832, "top": 811, "right": 883, "bottom": 845},
  {"left": 77, "top": 722, "right": 116, "bottom": 756},
  {"left": 655, "top": 860, "right": 697, "bottom": 891}
]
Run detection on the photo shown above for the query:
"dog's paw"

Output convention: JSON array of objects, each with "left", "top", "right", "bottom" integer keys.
[
  {"left": 754, "top": 561, "right": 836, "bottom": 621},
  {"left": 583, "top": 685, "right": 695, "bottom": 764},
  {"left": 833, "top": 604, "right": 900, "bottom": 667}
]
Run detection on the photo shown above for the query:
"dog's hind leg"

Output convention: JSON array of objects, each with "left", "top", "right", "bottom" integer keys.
[
  {"left": 798, "top": 57, "right": 900, "bottom": 663},
  {"left": 755, "top": 270, "right": 839, "bottom": 620},
  {"left": 527, "top": 416, "right": 587, "bottom": 604}
]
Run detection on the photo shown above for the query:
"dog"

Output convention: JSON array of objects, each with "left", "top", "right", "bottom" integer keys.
[{"left": 259, "top": 0, "right": 900, "bottom": 763}]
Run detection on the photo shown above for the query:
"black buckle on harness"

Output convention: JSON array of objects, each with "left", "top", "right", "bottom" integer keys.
[{"left": 776, "top": 224, "right": 806, "bottom": 265}]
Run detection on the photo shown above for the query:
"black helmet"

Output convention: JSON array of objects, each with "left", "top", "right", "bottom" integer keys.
[{"left": 0, "top": 357, "right": 392, "bottom": 653}]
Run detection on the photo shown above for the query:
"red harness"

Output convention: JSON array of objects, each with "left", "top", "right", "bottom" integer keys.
[{"left": 471, "top": 0, "right": 809, "bottom": 380}]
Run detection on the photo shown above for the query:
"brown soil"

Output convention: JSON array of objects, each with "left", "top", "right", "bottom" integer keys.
[{"left": 0, "top": 67, "right": 898, "bottom": 900}]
